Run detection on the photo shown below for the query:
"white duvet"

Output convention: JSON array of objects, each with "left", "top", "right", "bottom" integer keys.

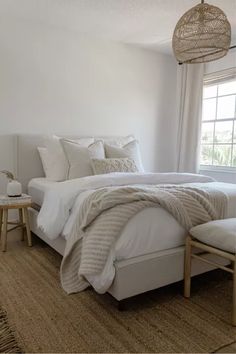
[
  {"left": 38, "top": 172, "right": 215, "bottom": 239},
  {"left": 37, "top": 172, "right": 236, "bottom": 293}
]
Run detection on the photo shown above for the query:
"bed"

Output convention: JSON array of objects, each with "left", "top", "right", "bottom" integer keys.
[{"left": 15, "top": 134, "right": 236, "bottom": 302}]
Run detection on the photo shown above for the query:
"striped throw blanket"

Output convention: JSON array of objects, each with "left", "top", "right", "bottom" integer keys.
[{"left": 61, "top": 184, "right": 228, "bottom": 293}]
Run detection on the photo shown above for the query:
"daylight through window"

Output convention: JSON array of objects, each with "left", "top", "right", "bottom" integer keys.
[{"left": 200, "top": 76, "right": 236, "bottom": 168}]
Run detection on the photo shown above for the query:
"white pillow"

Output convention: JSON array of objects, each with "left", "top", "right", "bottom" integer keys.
[
  {"left": 43, "top": 135, "right": 94, "bottom": 181},
  {"left": 97, "top": 135, "right": 135, "bottom": 147},
  {"left": 37, "top": 147, "right": 52, "bottom": 179},
  {"left": 61, "top": 140, "right": 105, "bottom": 179},
  {"left": 42, "top": 135, "right": 68, "bottom": 181},
  {"left": 105, "top": 140, "right": 144, "bottom": 172},
  {"left": 91, "top": 157, "right": 138, "bottom": 175}
]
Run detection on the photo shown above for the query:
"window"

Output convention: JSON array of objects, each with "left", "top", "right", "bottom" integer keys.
[{"left": 200, "top": 73, "right": 236, "bottom": 169}]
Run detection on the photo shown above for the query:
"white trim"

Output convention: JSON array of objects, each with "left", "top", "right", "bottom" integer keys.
[
  {"left": 204, "top": 67, "right": 236, "bottom": 86},
  {"left": 200, "top": 72, "right": 236, "bottom": 168},
  {"left": 200, "top": 165, "right": 236, "bottom": 173}
]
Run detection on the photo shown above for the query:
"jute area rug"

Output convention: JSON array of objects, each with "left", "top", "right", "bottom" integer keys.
[
  {"left": 0, "top": 307, "right": 21, "bottom": 353},
  {"left": 0, "top": 236, "right": 236, "bottom": 353}
]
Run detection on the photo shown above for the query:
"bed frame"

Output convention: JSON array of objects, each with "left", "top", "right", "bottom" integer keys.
[{"left": 13, "top": 134, "right": 229, "bottom": 301}]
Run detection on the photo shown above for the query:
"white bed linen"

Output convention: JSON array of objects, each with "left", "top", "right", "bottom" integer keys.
[
  {"left": 28, "top": 178, "right": 58, "bottom": 206},
  {"left": 37, "top": 173, "right": 236, "bottom": 293},
  {"left": 38, "top": 172, "right": 215, "bottom": 239}
]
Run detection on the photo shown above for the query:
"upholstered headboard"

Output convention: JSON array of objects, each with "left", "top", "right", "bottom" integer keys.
[
  {"left": 16, "top": 135, "right": 47, "bottom": 191},
  {"left": 15, "top": 134, "right": 134, "bottom": 192}
]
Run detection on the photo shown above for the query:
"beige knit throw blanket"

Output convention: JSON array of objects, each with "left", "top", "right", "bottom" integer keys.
[{"left": 61, "top": 185, "right": 228, "bottom": 293}]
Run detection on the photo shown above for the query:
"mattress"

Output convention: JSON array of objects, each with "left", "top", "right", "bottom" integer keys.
[{"left": 28, "top": 178, "right": 58, "bottom": 206}]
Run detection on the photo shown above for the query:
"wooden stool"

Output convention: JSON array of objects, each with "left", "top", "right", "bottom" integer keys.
[
  {"left": 184, "top": 219, "right": 236, "bottom": 326},
  {"left": 0, "top": 195, "right": 32, "bottom": 252}
]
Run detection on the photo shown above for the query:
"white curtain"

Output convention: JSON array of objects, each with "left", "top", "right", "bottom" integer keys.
[{"left": 176, "top": 63, "right": 204, "bottom": 173}]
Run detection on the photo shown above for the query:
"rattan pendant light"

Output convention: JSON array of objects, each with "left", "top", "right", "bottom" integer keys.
[{"left": 172, "top": 0, "right": 231, "bottom": 64}]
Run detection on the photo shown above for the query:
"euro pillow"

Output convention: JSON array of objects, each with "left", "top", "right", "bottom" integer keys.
[
  {"left": 37, "top": 147, "right": 54, "bottom": 180},
  {"left": 105, "top": 140, "right": 144, "bottom": 172},
  {"left": 96, "top": 135, "right": 135, "bottom": 147},
  {"left": 91, "top": 157, "right": 138, "bottom": 175},
  {"left": 61, "top": 140, "right": 105, "bottom": 179},
  {"left": 43, "top": 135, "right": 95, "bottom": 181}
]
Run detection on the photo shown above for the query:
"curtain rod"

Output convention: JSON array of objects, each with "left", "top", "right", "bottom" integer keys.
[{"left": 178, "top": 45, "right": 236, "bottom": 65}]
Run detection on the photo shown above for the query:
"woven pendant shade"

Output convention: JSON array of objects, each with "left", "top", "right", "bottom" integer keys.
[{"left": 172, "top": 2, "right": 231, "bottom": 64}]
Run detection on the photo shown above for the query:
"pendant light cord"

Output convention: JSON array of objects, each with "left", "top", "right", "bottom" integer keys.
[{"left": 201, "top": 0, "right": 204, "bottom": 3}]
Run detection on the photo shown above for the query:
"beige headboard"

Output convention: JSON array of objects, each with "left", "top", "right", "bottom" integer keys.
[
  {"left": 16, "top": 135, "right": 47, "bottom": 191},
  {"left": 15, "top": 134, "right": 134, "bottom": 192}
]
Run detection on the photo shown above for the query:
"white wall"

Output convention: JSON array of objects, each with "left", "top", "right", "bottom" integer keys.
[
  {"left": 199, "top": 50, "right": 236, "bottom": 184},
  {"left": 0, "top": 18, "right": 177, "bottom": 194},
  {"left": 205, "top": 50, "right": 236, "bottom": 75}
]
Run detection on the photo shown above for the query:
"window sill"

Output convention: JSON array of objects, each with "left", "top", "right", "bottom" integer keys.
[{"left": 200, "top": 165, "right": 236, "bottom": 174}]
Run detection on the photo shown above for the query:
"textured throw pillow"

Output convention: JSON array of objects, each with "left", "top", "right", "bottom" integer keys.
[
  {"left": 105, "top": 140, "right": 144, "bottom": 172},
  {"left": 61, "top": 140, "right": 105, "bottom": 179},
  {"left": 91, "top": 158, "right": 138, "bottom": 175}
]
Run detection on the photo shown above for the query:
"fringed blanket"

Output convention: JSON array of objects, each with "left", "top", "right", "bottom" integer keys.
[{"left": 61, "top": 185, "right": 228, "bottom": 293}]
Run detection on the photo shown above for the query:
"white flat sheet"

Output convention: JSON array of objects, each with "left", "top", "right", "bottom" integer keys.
[{"left": 28, "top": 178, "right": 57, "bottom": 206}]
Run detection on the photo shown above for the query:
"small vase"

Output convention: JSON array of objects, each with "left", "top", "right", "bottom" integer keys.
[{"left": 7, "top": 180, "right": 22, "bottom": 197}]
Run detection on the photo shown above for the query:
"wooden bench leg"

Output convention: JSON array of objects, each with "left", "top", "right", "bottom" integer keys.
[
  {"left": 23, "top": 208, "right": 32, "bottom": 247},
  {"left": 233, "top": 256, "right": 236, "bottom": 326},
  {"left": 184, "top": 234, "right": 192, "bottom": 298},
  {"left": 2, "top": 209, "right": 8, "bottom": 252},
  {"left": 19, "top": 208, "right": 24, "bottom": 241}
]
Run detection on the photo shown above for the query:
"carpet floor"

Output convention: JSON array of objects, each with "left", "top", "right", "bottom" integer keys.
[{"left": 0, "top": 236, "right": 236, "bottom": 353}]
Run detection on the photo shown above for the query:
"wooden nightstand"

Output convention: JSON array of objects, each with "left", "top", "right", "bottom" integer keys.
[{"left": 0, "top": 194, "right": 32, "bottom": 252}]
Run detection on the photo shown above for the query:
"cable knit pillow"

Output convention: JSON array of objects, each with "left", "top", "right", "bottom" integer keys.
[
  {"left": 91, "top": 158, "right": 138, "bottom": 175},
  {"left": 105, "top": 140, "right": 144, "bottom": 172}
]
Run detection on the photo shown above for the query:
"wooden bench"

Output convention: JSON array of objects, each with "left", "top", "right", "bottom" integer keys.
[{"left": 184, "top": 218, "right": 236, "bottom": 326}]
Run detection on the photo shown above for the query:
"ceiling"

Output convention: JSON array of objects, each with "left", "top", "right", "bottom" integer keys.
[{"left": 0, "top": 0, "right": 236, "bottom": 54}]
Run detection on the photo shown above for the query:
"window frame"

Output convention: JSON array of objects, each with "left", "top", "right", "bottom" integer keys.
[{"left": 200, "top": 68, "right": 236, "bottom": 173}]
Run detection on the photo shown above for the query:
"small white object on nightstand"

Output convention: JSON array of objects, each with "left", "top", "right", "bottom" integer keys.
[{"left": 7, "top": 180, "right": 22, "bottom": 197}]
